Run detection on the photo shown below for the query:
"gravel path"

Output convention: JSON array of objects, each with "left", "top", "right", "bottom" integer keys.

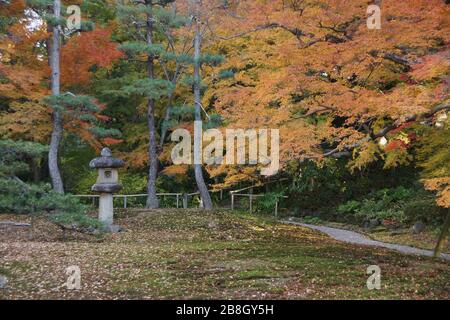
[{"left": 282, "top": 220, "right": 450, "bottom": 261}]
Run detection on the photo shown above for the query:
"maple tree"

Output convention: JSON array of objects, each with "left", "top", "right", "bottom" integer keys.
[
  {"left": 0, "top": 2, "right": 50, "bottom": 142},
  {"left": 1, "top": 1, "right": 123, "bottom": 193},
  {"left": 1, "top": 0, "right": 449, "bottom": 238},
  {"left": 191, "top": 0, "right": 449, "bottom": 191}
]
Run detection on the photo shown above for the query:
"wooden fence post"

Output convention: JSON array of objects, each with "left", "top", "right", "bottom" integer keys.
[
  {"left": 176, "top": 194, "right": 179, "bottom": 208},
  {"left": 249, "top": 194, "right": 253, "bottom": 213},
  {"left": 231, "top": 194, "right": 235, "bottom": 210},
  {"left": 124, "top": 196, "right": 127, "bottom": 209}
]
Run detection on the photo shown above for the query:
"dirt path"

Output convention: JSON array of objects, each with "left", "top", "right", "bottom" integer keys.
[{"left": 282, "top": 220, "right": 450, "bottom": 261}]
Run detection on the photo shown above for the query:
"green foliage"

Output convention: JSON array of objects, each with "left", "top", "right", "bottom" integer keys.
[
  {"left": 25, "top": 0, "right": 53, "bottom": 10},
  {"left": 0, "top": 139, "right": 100, "bottom": 230},
  {"left": 256, "top": 192, "right": 284, "bottom": 215},
  {"left": 0, "top": 140, "right": 48, "bottom": 177},
  {"left": 70, "top": 170, "right": 97, "bottom": 195},
  {"left": 337, "top": 186, "right": 441, "bottom": 225},
  {"left": 348, "top": 142, "right": 381, "bottom": 173},
  {"left": 120, "top": 42, "right": 166, "bottom": 57},
  {"left": 286, "top": 157, "right": 422, "bottom": 213},
  {"left": 60, "top": 136, "right": 97, "bottom": 193},
  {"left": 44, "top": 93, "right": 99, "bottom": 113},
  {"left": 44, "top": 93, "right": 122, "bottom": 141},
  {"left": 204, "top": 114, "right": 223, "bottom": 129},
  {"left": 415, "top": 125, "right": 450, "bottom": 179},
  {"left": 181, "top": 75, "right": 208, "bottom": 91},
  {"left": 120, "top": 78, "right": 175, "bottom": 99},
  {"left": 218, "top": 69, "right": 235, "bottom": 79},
  {"left": 383, "top": 148, "right": 413, "bottom": 170},
  {"left": 336, "top": 200, "right": 360, "bottom": 215},
  {"left": 403, "top": 199, "right": 442, "bottom": 224},
  {"left": 26, "top": 1, "right": 94, "bottom": 30},
  {"left": 200, "top": 54, "right": 224, "bottom": 66},
  {"left": 88, "top": 127, "right": 122, "bottom": 138},
  {"left": 153, "top": 5, "right": 188, "bottom": 28},
  {"left": 287, "top": 159, "right": 347, "bottom": 210},
  {"left": 170, "top": 105, "right": 195, "bottom": 116},
  {"left": 120, "top": 171, "right": 147, "bottom": 194},
  {"left": 0, "top": 178, "right": 99, "bottom": 229},
  {"left": 303, "top": 216, "right": 323, "bottom": 224},
  {"left": 80, "top": 0, "right": 117, "bottom": 24},
  {"left": 79, "top": 20, "right": 95, "bottom": 32}
]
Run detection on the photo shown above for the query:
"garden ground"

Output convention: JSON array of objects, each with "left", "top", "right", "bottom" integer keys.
[{"left": 0, "top": 209, "right": 449, "bottom": 299}]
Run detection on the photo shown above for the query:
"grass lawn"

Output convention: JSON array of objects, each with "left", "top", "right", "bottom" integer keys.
[{"left": 0, "top": 209, "right": 449, "bottom": 299}]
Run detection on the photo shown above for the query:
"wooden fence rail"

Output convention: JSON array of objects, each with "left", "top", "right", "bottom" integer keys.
[
  {"left": 230, "top": 193, "right": 288, "bottom": 217},
  {"left": 74, "top": 180, "right": 288, "bottom": 213},
  {"left": 74, "top": 193, "right": 184, "bottom": 209}
]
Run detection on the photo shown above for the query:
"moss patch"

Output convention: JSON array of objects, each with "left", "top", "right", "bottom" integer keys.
[{"left": 0, "top": 209, "right": 449, "bottom": 299}]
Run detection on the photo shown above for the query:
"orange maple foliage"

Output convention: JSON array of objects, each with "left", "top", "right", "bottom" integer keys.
[
  {"left": 0, "top": 17, "right": 50, "bottom": 141},
  {"left": 0, "top": 0, "right": 25, "bottom": 16},
  {"left": 61, "top": 27, "right": 123, "bottom": 87},
  {"left": 1, "top": 9, "right": 122, "bottom": 146},
  {"left": 424, "top": 178, "right": 450, "bottom": 208},
  {"left": 190, "top": 0, "right": 450, "bottom": 188}
]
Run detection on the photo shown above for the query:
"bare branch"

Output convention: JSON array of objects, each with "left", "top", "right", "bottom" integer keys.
[{"left": 323, "top": 104, "right": 450, "bottom": 158}]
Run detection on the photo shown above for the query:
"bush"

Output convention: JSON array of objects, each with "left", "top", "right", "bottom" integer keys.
[
  {"left": 337, "top": 200, "right": 361, "bottom": 215},
  {"left": 0, "top": 179, "right": 101, "bottom": 229},
  {"left": 403, "top": 199, "right": 441, "bottom": 224},
  {"left": 0, "top": 139, "right": 100, "bottom": 231},
  {"left": 256, "top": 192, "right": 284, "bottom": 215},
  {"left": 303, "top": 216, "right": 322, "bottom": 224},
  {"left": 336, "top": 186, "right": 440, "bottom": 225}
]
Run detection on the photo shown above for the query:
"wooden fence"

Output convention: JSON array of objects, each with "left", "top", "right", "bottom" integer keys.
[
  {"left": 75, "top": 193, "right": 190, "bottom": 209},
  {"left": 75, "top": 180, "right": 288, "bottom": 215},
  {"left": 230, "top": 192, "right": 288, "bottom": 217}
]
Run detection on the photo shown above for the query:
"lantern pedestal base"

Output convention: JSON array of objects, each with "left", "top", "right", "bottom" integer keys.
[{"left": 99, "top": 193, "right": 114, "bottom": 227}]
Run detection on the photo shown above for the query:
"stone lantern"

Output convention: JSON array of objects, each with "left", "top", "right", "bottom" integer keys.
[{"left": 89, "top": 148, "right": 124, "bottom": 231}]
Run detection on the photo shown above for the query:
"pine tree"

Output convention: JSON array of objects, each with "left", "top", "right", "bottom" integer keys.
[
  {"left": 159, "top": 0, "right": 224, "bottom": 207},
  {"left": 116, "top": 0, "right": 188, "bottom": 208},
  {"left": 25, "top": 0, "right": 120, "bottom": 194},
  {"left": 0, "top": 139, "right": 100, "bottom": 230}
]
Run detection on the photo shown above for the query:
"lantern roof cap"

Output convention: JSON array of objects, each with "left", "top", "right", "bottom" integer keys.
[{"left": 89, "top": 148, "right": 125, "bottom": 169}]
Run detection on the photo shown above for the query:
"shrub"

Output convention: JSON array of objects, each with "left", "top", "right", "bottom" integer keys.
[
  {"left": 403, "top": 199, "right": 441, "bottom": 224},
  {"left": 337, "top": 200, "right": 361, "bottom": 215},
  {"left": 303, "top": 216, "right": 322, "bottom": 224},
  {"left": 0, "top": 139, "right": 101, "bottom": 231},
  {"left": 256, "top": 192, "right": 284, "bottom": 215},
  {"left": 336, "top": 186, "right": 440, "bottom": 225},
  {"left": 0, "top": 179, "right": 100, "bottom": 229}
]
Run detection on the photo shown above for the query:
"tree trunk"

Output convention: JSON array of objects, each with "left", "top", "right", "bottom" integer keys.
[
  {"left": 193, "top": 19, "right": 213, "bottom": 210},
  {"left": 159, "top": 93, "right": 174, "bottom": 147},
  {"left": 434, "top": 208, "right": 450, "bottom": 258},
  {"left": 145, "top": 3, "right": 159, "bottom": 209},
  {"left": 48, "top": 0, "right": 64, "bottom": 194}
]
